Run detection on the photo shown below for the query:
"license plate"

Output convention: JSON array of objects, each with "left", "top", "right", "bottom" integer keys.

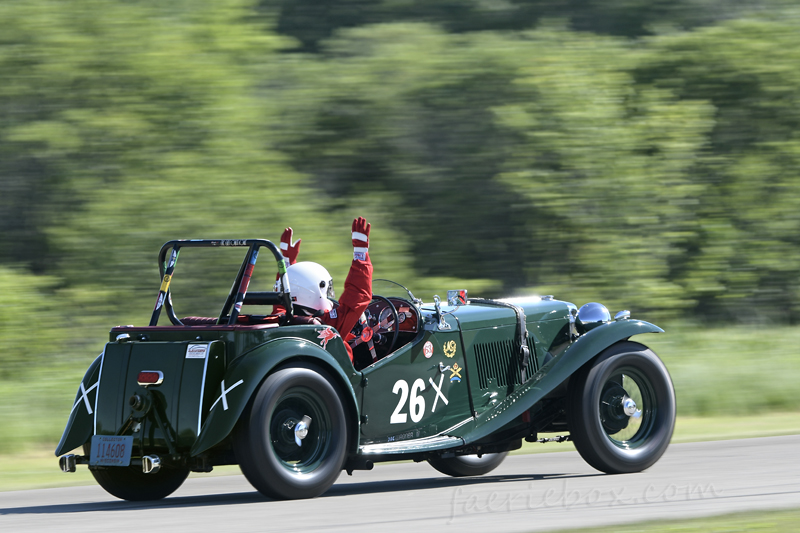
[{"left": 89, "top": 435, "right": 134, "bottom": 467}]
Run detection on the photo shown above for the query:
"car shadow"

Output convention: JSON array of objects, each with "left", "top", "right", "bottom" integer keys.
[{"left": 0, "top": 471, "right": 604, "bottom": 515}]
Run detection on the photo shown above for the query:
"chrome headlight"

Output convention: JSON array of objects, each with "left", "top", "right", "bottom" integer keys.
[{"left": 575, "top": 302, "right": 611, "bottom": 334}]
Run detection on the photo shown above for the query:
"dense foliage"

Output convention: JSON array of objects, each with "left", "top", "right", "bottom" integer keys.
[{"left": 2, "top": 0, "right": 800, "bottom": 380}]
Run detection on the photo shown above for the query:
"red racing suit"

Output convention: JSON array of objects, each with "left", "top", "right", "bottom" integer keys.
[
  {"left": 275, "top": 253, "right": 372, "bottom": 362},
  {"left": 319, "top": 253, "right": 373, "bottom": 362}
]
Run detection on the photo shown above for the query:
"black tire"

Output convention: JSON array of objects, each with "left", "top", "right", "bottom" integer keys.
[
  {"left": 567, "top": 341, "right": 675, "bottom": 474},
  {"left": 233, "top": 365, "right": 348, "bottom": 500},
  {"left": 428, "top": 452, "right": 508, "bottom": 477},
  {"left": 83, "top": 444, "right": 189, "bottom": 501}
]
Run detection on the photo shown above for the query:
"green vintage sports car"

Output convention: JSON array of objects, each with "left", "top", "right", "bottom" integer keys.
[{"left": 56, "top": 239, "right": 675, "bottom": 501}]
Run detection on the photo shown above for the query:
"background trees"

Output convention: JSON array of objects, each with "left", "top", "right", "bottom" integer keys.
[{"left": 2, "top": 0, "right": 800, "bottom": 372}]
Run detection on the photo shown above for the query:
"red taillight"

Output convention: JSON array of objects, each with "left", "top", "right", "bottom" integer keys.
[{"left": 137, "top": 371, "right": 163, "bottom": 387}]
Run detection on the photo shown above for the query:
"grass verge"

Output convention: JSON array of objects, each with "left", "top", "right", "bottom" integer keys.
[{"left": 553, "top": 507, "right": 800, "bottom": 532}]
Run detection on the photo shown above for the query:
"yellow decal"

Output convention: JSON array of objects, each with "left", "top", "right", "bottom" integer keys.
[
  {"left": 443, "top": 340, "right": 457, "bottom": 358},
  {"left": 159, "top": 274, "right": 172, "bottom": 293},
  {"left": 450, "top": 363, "right": 462, "bottom": 383}
]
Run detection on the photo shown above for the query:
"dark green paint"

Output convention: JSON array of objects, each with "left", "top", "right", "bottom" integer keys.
[
  {"left": 54, "top": 354, "right": 102, "bottom": 456},
  {"left": 57, "top": 290, "right": 663, "bottom": 467},
  {"left": 457, "top": 319, "right": 664, "bottom": 445},
  {"left": 190, "top": 335, "right": 360, "bottom": 456},
  {"left": 359, "top": 325, "right": 471, "bottom": 444}
]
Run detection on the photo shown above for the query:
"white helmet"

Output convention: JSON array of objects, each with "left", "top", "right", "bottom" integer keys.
[{"left": 277, "top": 262, "right": 335, "bottom": 313}]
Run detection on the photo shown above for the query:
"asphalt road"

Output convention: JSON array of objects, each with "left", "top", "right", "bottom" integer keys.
[{"left": 2, "top": 436, "right": 799, "bottom": 533}]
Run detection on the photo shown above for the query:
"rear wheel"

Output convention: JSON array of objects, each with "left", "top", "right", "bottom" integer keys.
[
  {"left": 567, "top": 342, "right": 675, "bottom": 474},
  {"left": 428, "top": 452, "right": 508, "bottom": 477},
  {"left": 83, "top": 444, "right": 189, "bottom": 501},
  {"left": 233, "top": 365, "right": 348, "bottom": 500}
]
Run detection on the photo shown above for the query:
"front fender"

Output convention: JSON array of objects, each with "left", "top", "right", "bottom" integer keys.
[
  {"left": 190, "top": 337, "right": 360, "bottom": 456},
  {"left": 463, "top": 319, "right": 663, "bottom": 444},
  {"left": 55, "top": 351, "right": 104, "bottom": 457},
  {"left": 539, "top": 319, "right": 664, "bottom": 392}
]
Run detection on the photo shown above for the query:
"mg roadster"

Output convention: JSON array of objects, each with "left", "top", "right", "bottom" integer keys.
[{"left": 56, "top": 238, "right": 675, "bottom": 500}]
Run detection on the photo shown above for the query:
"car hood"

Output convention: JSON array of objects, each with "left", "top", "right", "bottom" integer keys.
[{"left": 422, "top": 296, "right": 574, "bottom": 331}]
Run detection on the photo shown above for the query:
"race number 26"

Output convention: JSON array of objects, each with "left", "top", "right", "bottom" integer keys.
[{"left": 390, "top": 379, "right": 425, "bottom": 424}]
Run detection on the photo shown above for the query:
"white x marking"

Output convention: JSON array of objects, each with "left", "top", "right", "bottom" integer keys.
[
  {"left": 209, "top": 379, "right": 244, "bottom": 412},
  {"left": 428, "top": 374, "right": 449, "bottom": 413},
  {"left": 70, "top": 382, "right": 98, "bottom": 416}
]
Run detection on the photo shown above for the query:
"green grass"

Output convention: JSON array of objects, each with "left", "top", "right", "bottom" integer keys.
[
  {"left": 553, "top": 508, "right": 800, "bottom": 532},
  {"left": 634, "top": 324, "right": 800, "bottom": 416}
]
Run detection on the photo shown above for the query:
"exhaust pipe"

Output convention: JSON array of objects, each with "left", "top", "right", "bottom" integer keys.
[
  {"left": 59, "top": 454, "right": 77, "bottom": 473},
  {"left": 142, "top": 455, "right": 161, "bottom": 474}
]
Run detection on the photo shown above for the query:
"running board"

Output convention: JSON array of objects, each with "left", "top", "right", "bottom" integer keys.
[{"left": 359, "top": 435, "right": 464, "bottom": 455}]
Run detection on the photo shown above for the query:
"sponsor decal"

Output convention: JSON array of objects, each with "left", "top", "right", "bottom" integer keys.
[
  {"left": 329, "top": 308, "right": 338, "bottom": 319},
  {"left": 354, "top": 251, "right": 366, "bottom": 261},
  {"left": 443, "top": 340, "right": 457, "bottom": 358},
  {"left": 450, "top": 362, "right": 462, "bottom": 383},
  {"left": 185, "top": 344, "right": 209, "bottom": 359},
  {"left": 317, "top": 327, "right": 340, "bottom": 348},
  {"left": 423, "top": 341, "right": 434, "bottom": 358}
]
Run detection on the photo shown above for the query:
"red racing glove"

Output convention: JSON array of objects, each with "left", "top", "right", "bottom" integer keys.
[
  {"left": 352, "top": 217, "right": 370, "bottom": 261},
  {"left": 280, "top": 227, "right": 301, "bottom": 267}
]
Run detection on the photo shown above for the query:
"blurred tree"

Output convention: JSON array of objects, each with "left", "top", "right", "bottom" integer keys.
[
  {"left": 634, "top": 18, "right": 800, "bottom": 322},
  {"left": 273, "top": 24, "right": 713, "bottom": 318},
  {"left": 258, "top": 0, "right": 763, "bottom": 53}
]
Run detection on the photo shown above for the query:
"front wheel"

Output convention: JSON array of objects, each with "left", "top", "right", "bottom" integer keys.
[
  {"left": 428, "top": 452, "right": 508, "bottom": 477},
  {"left": 83, "top": 444, "right": 189, "bottom": 501},
  {"left": 233, "top": 365, "right": 348, "bottom": 500},
  {"left": 567, "top": 341, "right": 675, "bottom": 474}
]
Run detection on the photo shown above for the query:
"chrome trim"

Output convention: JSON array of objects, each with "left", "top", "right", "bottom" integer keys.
[
  {"left": 142, "top": 455, "right": 161, "bottom": 474},
  {"left": 614, "top": 310, "right": 631, "bottom": 321},
  {"left": 294, "top": 415, "right": 312, "bottom": 446},
  {"left": 575, "top": 302, "right": 611, "bottom": 334},
  {"left": 94, "top": 349, "right": 106, "bottom": 435},
  {"left": 137, "top": 370, "right": 164, "bottom": 387},
  {"left": 115, "top": 333, "right": 131, "bottom": 342},
  {"left": 433, "top": 295, "right": 451, "bottom": 330},
  {"left": 59, "top": 454, "right": 77, "bottom": 473},
  {"left": 359, "top": 435, "right": 463, "bottom": 455},
  {"left": 197, "top": 346, "right": 211, "bottom": 435}
]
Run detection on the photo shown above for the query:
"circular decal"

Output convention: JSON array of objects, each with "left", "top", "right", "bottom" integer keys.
[{"left": 423, "top": 341, "right": 434, "bottom": 358}]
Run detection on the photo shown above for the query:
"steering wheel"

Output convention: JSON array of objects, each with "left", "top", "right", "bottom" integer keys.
[{"left": 349, "top": 295, "right": 400, "bottom": 365}]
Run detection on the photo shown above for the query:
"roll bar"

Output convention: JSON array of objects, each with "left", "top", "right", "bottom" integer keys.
[{"left": 149, "top": 239, "right": 293, "bottom": 326}]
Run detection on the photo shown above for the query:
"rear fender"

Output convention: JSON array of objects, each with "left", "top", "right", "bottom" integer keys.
[
  {"left": 55, "top": 352, "right": 104, "bottom": 457},
  {"left": 465, "top": 319, "right": 663, "bottom": 443},
  {"left": 189, "top": 337, "right": 360, "bottom": 456}
]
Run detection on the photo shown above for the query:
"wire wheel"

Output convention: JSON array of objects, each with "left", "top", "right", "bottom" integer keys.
[
  {"left": 269, "top": 389, "right": 332, "bottom": 474},
  {"left": 568, "top": 342, "right": 675, "bottom": 474},
  {"left": 234, "top": 364, "right": 348, "bottom": 499}
]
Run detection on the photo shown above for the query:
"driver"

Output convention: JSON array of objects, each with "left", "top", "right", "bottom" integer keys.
[{"left": 273, "top": 217, "right": 373, "bottom": 363}]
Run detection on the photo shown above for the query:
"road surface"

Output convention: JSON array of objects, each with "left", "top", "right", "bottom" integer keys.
[{"left": 2, "top": 436, "right": 798, "bottom": 532}]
